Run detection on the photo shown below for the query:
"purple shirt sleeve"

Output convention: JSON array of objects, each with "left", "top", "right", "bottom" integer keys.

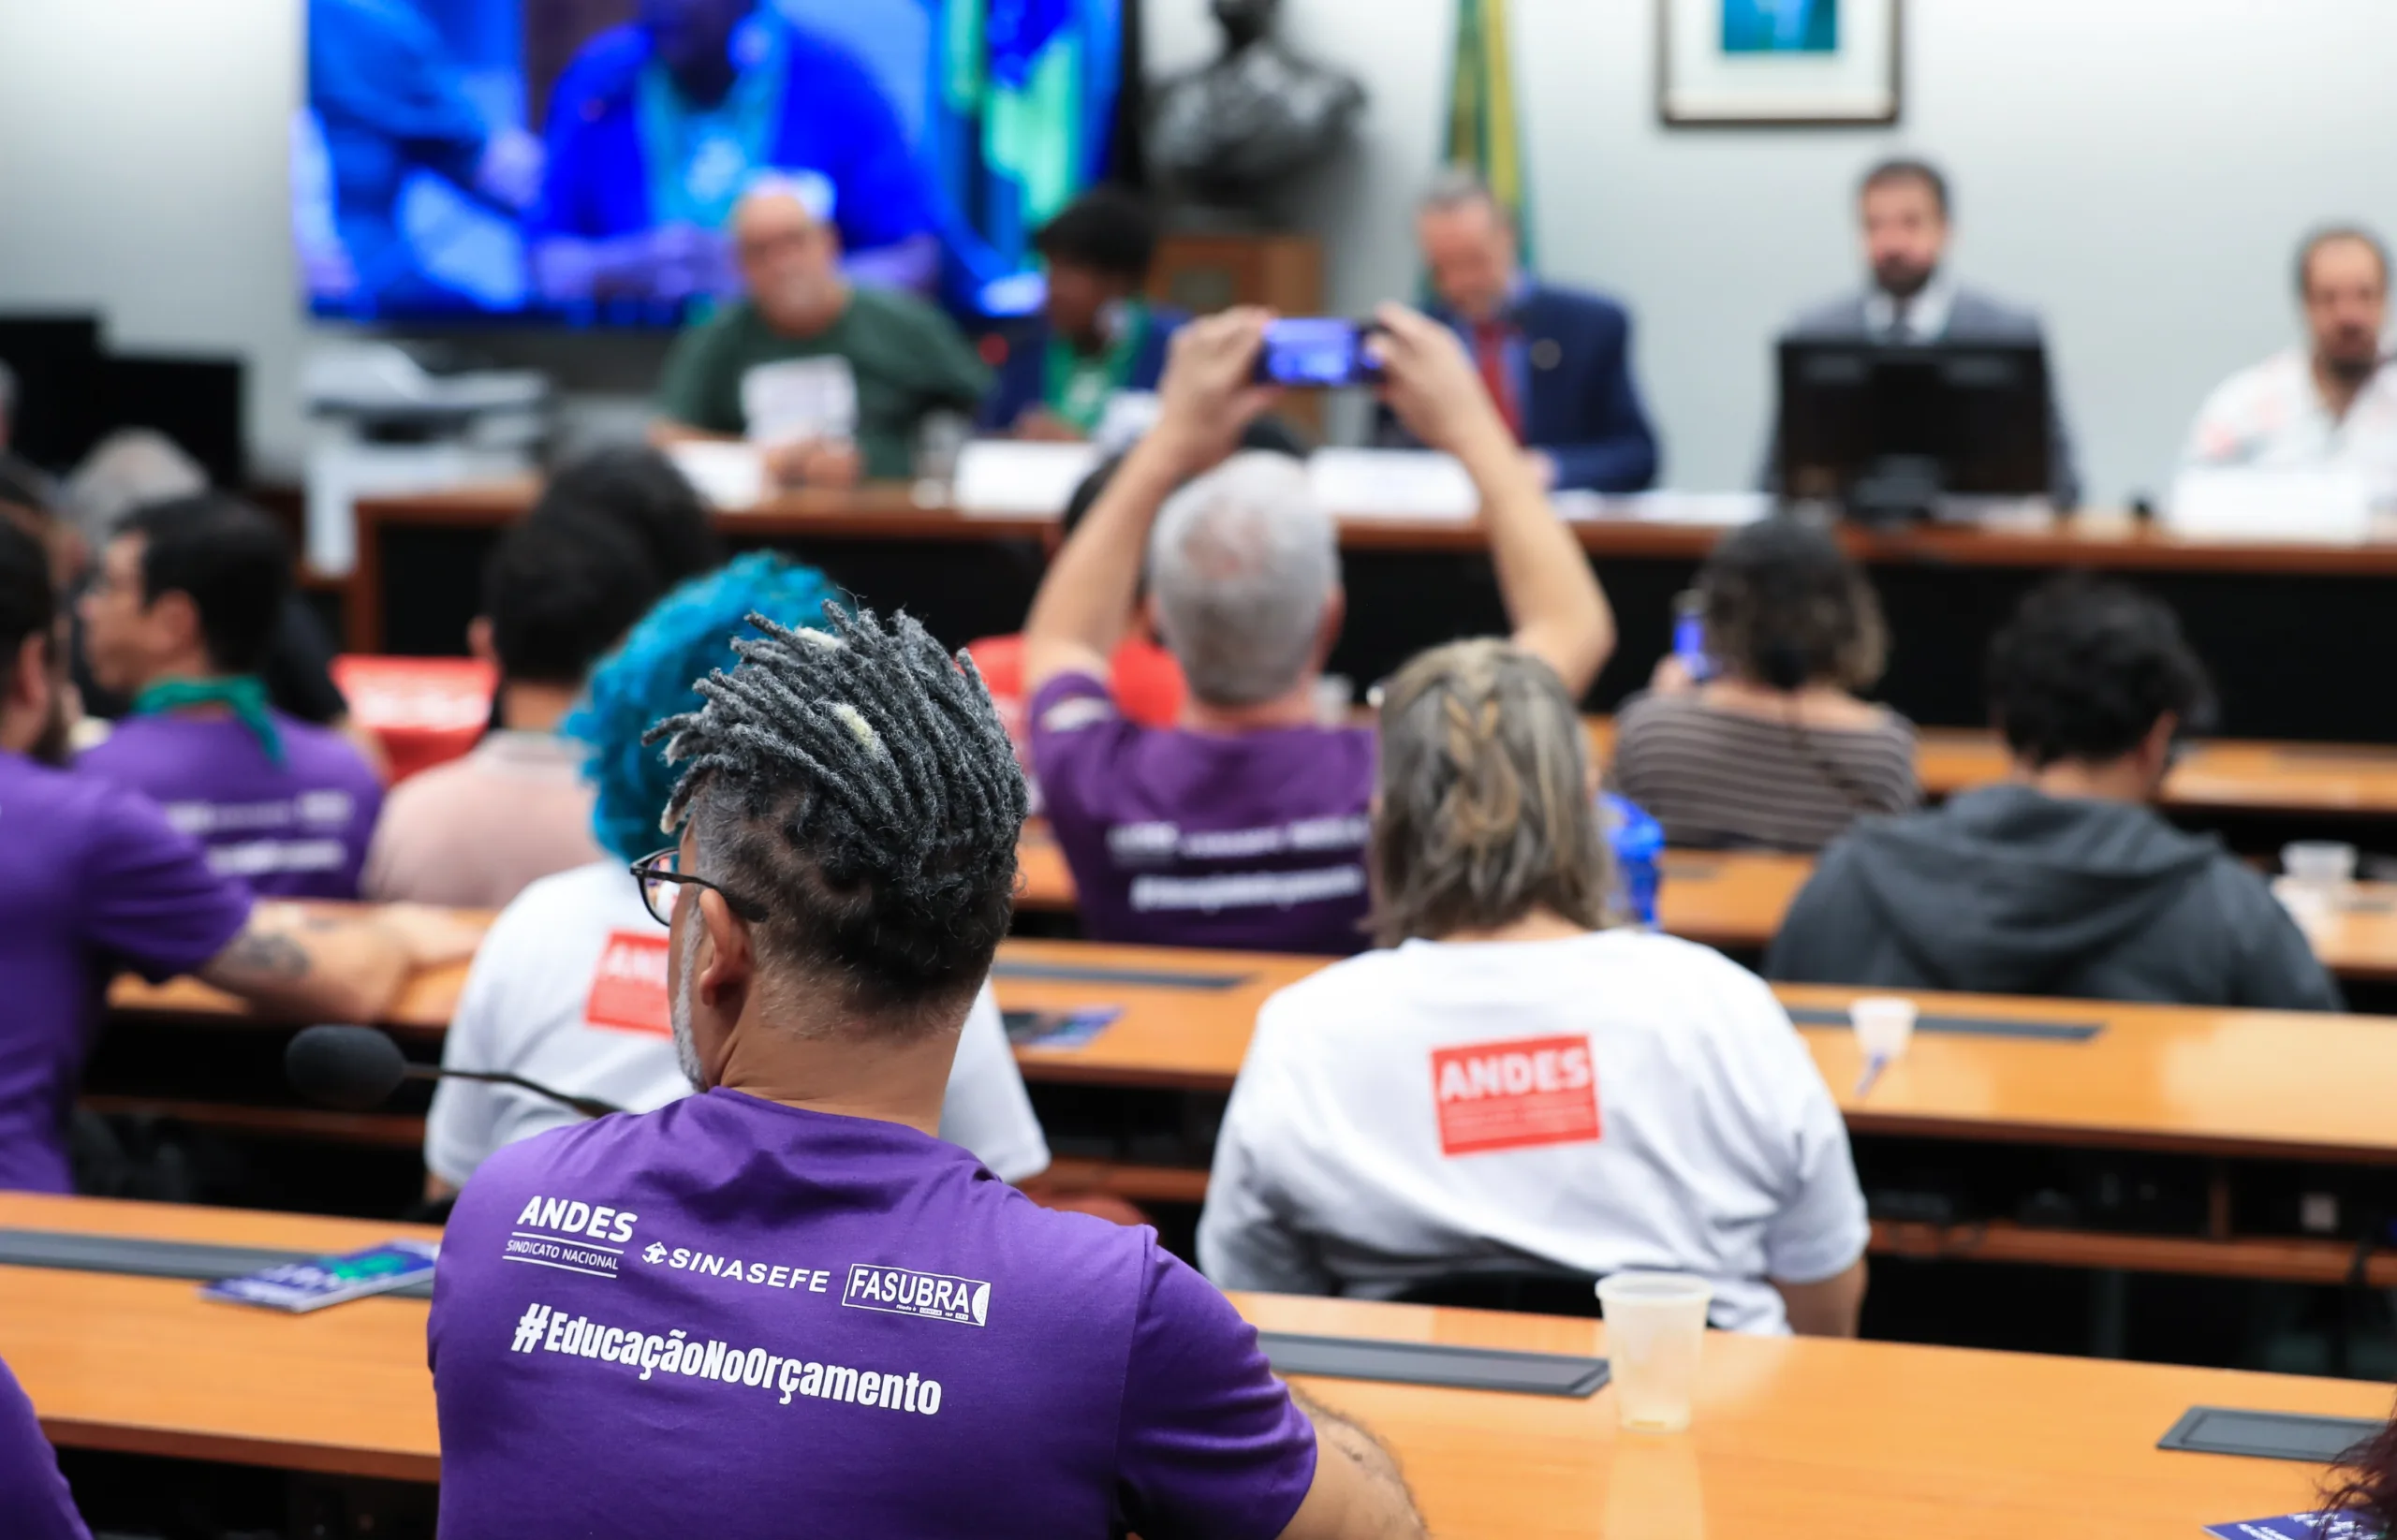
[
  {"left": 1027, "top": 668, "right": 1132, "bottom": 828},
  {"left": 79, "top": 785, "right": 253, "bottom": 982},
  {"left": 0, "top": 1356, "right": 90, "bottom": 1540},
  {"left": 1114, "top": 1242, "right": 1317, "bottom": 1540}
]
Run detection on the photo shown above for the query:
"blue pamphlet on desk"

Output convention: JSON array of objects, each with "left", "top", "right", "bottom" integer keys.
[
  {"left": 2205, "top": 1515, "right": 2375, "bottom": 1539},
  {"left": 200, "top": 1239, "right": 439, "bottom": 1313}
]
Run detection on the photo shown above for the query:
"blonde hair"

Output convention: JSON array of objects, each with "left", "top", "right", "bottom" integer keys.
[{"left": 1368, "top": 638, "right": 1615, "bottom": 946}]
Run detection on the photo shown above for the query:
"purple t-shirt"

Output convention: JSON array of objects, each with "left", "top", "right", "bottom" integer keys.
[
  {"left": 430, "top": 1090, "right": 1316, "bottom": 1539},
  {"left": 79, "top": 711, "right": 384, "bottom": 900},
  {"left": 1029, "top": 671, "right": 1376, "bottom": 955},
  {"left": 0, "top": 752, "right": 250, "bottom": 1193},
  {"left": 0, "top": 1354, "right": 88, "bottom": 1539}
]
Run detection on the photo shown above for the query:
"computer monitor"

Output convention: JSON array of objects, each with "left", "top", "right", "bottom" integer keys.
[
  {"left": 0, "top": 315, "right": 103, "bottom": 472},
  {"left": 1776, "top": 339, "right": 2052, "bottom": 521},
  {"left": 99, "top": 355, "right": 246, "bottom": 491}
]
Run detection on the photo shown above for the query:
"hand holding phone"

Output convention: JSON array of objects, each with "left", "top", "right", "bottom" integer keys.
[
  {"left": 1365, "top": 302, "right": 1515, "bottom": 457},
  {"left": 1254, "top": 318, "right": 1384, "bottom": 388}
]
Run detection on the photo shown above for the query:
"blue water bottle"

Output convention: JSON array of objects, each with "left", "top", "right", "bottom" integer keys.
[{"left": 1602, "top": 791, "right": 1663, "bottom": 929}]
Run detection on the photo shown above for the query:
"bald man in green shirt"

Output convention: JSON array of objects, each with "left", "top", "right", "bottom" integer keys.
[{"left": 654, "top": 182, "right": 991, "bottom": 487}]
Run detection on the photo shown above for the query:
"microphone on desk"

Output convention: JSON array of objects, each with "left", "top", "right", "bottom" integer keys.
[{"left": 285, "top": 1025, "right": 625, "bottom": 1119}]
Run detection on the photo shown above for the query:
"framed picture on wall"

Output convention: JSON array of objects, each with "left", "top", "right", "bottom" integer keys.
[{"left": 1658, "top": 0, "right": 1901, "bottom": 126}]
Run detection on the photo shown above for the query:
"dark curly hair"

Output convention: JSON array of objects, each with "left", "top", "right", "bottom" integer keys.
[
  {"left": 1985, "top": 576, "right": 2214, "bottom": 769},
  {"left": 650, "top": 602, "right": 1028, "bottom": 1029},
  {"left": 2323, "top": 1407, "right": 2397, "bottom": 1531},
  {"left": 1698, "top": 518, "right": 1888, "bottom": 693},
  {"left": 534, "top": 445, "right": 724, "bottom": 588},
  {"left": 1034, "top": 186, "right": 1159, "bottom": 283}
]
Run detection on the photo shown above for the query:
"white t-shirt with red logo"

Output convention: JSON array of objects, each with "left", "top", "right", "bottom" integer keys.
[
  {"left": 424, "top": 861, "right": 1051, "bottom": 1190},
  {"left": 1196, "top": 930, "right": 1865, "bottom": 1334}
]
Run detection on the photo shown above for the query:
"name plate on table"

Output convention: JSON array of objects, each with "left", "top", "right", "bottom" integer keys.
[
  {"left": 952, "top": 441, "right": 1103, "bottom": 516},
  {"left": 1556, "top": 490, "right": 1773, "bottom": 526},
  {"left": 1309, "top": 449, "right": 1478, "bottom": 521},
  {"left": 2167, "top": 467, "right": 2373, "bottom": 543},
  {"left": 665, "top": 441, "right": 768, "bottom": 510}
]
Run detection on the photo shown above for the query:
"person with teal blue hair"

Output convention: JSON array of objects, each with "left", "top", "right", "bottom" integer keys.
[
  {"left": 419, "top": 550, "right": 1050, "bottom": 1201},
  {"left": 567, "top": 550, "right": 838, "bottom": 862}
]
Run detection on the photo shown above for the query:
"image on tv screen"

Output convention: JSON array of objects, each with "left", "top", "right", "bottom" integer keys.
[{"left": 300, "top": 0, "right": 1125, "bottom": 325}]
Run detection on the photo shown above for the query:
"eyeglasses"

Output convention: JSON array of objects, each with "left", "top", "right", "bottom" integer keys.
[{"left": 629, "top": 846, "right": 771, "bottom": 928}]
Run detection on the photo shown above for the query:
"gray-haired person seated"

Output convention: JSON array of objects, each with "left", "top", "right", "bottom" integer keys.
[{"left": 1198, "top": 637, "right": 1871, "bottom": 1337}]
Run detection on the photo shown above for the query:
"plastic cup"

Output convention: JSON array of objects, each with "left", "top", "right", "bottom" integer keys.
[
  {"left": 1596, "top": 1273, "right": 1712, "bottom": 1432},
  {"left": 2282, "top": 841, "right": 2357, "bottom": 894},
  {"left": 1849, "top": 995, "right": 1918, "bottom": 1063}
]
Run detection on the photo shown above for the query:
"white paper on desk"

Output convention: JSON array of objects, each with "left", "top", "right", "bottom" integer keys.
[
  {"left": 952, "top": 440, "right": 1102, "bottom": 515},
  {"left": 1567, "top": 491, "right": 1773, "bottom": 526},
  {"left": 665, "top": 441, "right": 768, "bottom": 510},
  {"left": 1308, "top": 449, "right": 1478, "bottom": 520},
  {"left": 741, "top": 357, "right": 858, "bottom": 446},
  {"left": 2166, "top": 467, "right": 2372, "bottom": 543}
]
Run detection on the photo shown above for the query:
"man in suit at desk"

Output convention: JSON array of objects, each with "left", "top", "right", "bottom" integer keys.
[
  {"left": 1378, "top": 169, "right": 1659, "bottom": 493},
  {"left": 1769, "top": 158, "right": 2082, "bottom": 507}
]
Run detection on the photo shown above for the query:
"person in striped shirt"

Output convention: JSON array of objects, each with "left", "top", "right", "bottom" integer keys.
[{"left": 1610, "top": 519, "right": 1918, "bottom": 852}]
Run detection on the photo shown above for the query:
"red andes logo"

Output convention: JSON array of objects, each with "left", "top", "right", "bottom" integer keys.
[
  {"left": 583, "top": 931, "right": 670, "bottom": 1038},
  {"left": 1428, "top": 1034, "right": 1601, "bottom": 1157}
]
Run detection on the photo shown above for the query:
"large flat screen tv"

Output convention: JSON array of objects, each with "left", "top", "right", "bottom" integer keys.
[{"left": 300, "top": 0, "right": 1128, "bottom": 325}]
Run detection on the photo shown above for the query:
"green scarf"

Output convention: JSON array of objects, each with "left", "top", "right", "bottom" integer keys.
[
  {"left": 133, "top": 676, "right": 284, "bottom": 767},
  {"left": 1043, "top": 301, "right": 1151, "bottom": 435}
]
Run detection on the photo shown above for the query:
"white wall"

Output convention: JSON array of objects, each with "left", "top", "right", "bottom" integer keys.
[
  {"left": 0, "top": 1, "right": 2390, "bottom": 496},
  {"left": 0, "top": 0, "right": 309, "bottom": 475},
  {"left": 1149, "top": 0, "right": 2397, "bottom": 502}
]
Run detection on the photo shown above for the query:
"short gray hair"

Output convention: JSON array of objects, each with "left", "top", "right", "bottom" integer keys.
[
  {"left": 64, "top": 429, "right": 207, "bottom": 543},
  {"left": 1146, "top": 452, "right": 1337, "bottom": 707},
  {"left": 1419, "top": 166, "right": 1504, "bottom": 221}
]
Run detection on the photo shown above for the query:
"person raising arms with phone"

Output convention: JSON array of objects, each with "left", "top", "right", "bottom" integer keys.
[{"left": 1020, "top": 302, "right": 1613, "bottom": 955}]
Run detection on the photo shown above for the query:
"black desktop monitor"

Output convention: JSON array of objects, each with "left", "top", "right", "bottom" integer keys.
[
  {"left": 1776, "top": 338, "right": 2052, "bottom": 521},
  {"left": 98, "top": 355, "right": 246, "bottom": 491},
  {"left": 0, "top": 315, "right": 103, "bottom": 472}
]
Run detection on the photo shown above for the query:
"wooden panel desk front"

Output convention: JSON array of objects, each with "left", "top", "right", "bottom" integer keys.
[
  {"left": 351, "top": 485, "right": 2397, "bottom": 741},
  {"left": 2, "top": 1194, "right": 2381, "bottom": 1537},
  {"left": 354, "top": 485, "right": 2397, "bottom": 605}
]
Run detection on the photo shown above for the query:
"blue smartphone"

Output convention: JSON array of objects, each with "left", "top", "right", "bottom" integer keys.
[
  {"left": 1255, "top": 318, "right": 1383, "bottom": 388},
  {"left": 1672, "top": 591, "right": 1713, "bottom": 682}
]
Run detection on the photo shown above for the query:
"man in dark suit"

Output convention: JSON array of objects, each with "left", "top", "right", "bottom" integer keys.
[
  {"left": 1767, "top": 158, "right": 2082, "bottom": 506},
  {"left": 1377, "top": 169, "right": 1659, "bottom": 493}
]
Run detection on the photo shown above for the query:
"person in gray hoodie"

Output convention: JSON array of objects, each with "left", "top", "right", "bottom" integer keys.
[{"left": 1767, "top": 577, "right": 2341, "bottom": 1011}]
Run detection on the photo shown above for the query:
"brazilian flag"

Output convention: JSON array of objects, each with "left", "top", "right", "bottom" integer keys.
[{"left": 1443, "top": 0, "right": 1530, "bottom": 259}]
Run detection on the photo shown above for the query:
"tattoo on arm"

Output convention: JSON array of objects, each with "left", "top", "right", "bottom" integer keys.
[{"left": 215, "top": 924, "right": 315, "bottom": 983}]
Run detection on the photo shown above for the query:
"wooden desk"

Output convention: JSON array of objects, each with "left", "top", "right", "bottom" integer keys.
[
  {"left": 98, "top": 902, "right": 2397, "bottom": 1121},
  {"left": 353, "top": 486, "right": 2397, "bottom": 742},
  {"left": 1015, "top": 832, "right": 2397, "bottom": 985},
  {"left": 1582, "top": 718, "right": 2397, "bottom": 822},
  {"left": 3, "top": 1194, "right": 2381, "bottom": 1536}
]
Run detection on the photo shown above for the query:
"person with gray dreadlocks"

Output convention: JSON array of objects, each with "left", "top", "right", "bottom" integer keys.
[
  {"left": 417, "top": 553, "right": 1048, "bottom": 1199},
  {"left": 427, "top": 599, "right": 1427, "bottom": 1539}
]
